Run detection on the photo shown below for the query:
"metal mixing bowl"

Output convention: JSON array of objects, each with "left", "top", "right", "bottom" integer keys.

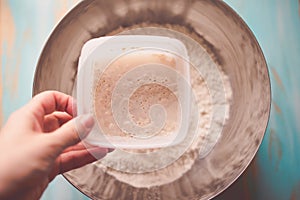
[{"left": 33, "top": 0, "right": 271, "bottom": 199}]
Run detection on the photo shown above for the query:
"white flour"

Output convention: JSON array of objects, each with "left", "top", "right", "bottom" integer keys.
[{"left": 78, "top": 26, "right": 232, "bottom": 188}]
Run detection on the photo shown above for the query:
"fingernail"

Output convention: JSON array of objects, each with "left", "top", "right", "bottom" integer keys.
[
  {"left": 88, "top": 148, "right": 108, "bottom": 160},
  {"left": 80, "top": 114, "right": 95, "bottom": 130},
  {"left": 75, "top": 114, "right": 95, "bottom": 138},
  {"left": 72, "top": 99, "right": 78, "bottom": 117},
  {"left": 108, "top": 148, "right": 115, "bottom": 153}
]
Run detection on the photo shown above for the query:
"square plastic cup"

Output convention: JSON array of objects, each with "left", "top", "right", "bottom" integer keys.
[{"left": 77, "top": 35, "right": 190, "bottom": 149}]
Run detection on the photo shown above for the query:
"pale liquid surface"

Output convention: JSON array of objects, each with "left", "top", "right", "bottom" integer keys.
[{"left": 93, "top": 52, "right": 185, "bottom": 139}]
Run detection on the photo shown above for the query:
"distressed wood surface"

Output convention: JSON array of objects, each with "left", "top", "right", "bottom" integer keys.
[{"left": 1, "top": 0, "right": 299, "bottom": 199}]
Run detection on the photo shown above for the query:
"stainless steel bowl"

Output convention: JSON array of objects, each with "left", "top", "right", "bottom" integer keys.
[{"left": 33, "top": 0, "right": 271, "bottom": 199}]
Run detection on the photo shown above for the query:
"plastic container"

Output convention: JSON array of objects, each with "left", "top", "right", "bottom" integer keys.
[{"left": 77, "top": 35, "right": 190, "bottom": 149}]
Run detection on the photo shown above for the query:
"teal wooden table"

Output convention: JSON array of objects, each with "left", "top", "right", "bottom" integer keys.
[{"left": 1, "top": 0, "right": 299, "bottom": 199}]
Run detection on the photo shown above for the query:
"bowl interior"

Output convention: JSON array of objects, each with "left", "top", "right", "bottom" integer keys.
[{"left": 33, "top": 0, "right": 271, "bottom": 199}]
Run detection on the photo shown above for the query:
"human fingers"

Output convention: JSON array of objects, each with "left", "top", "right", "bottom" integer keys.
[
  {"left": 59, "top": 147, "right": 108, "bottom": 173},
  {"left": 63, "top": 143, "right": 115, "bottom": 153},
  {"left": 49, "top": 147, "right": 108, "bottom": 181},
  {"left": 26, "top": 91, "right": 74, "bottom": 123},
  {"left": 48, "top": 114, "right": 95, "bottom": 154},
  {"left": 62, "top": 143, "right": 86, "bottom": 153},
  {"left": 43, "top": 112, "right": 73, "bottom": 132}
]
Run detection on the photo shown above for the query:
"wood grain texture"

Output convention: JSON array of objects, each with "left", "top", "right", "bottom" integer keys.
[
  {"left": 0, "top": 0, "right": 16, "bottom": 126},
  {"left": 1, "top": 0, "right": 300, "bottom": 199},
  {"left": 217, "top": 0, "right": 300, "bottom": 199},
  {"left": 33, "top": 0, "right": 270, "bottom": 199}
]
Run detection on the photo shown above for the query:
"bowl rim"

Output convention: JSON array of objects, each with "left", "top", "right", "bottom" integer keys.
[{"left": 32, "top": 0, "right": 272, "bottom": 199}]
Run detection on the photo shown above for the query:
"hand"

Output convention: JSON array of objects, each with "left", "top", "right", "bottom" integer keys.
[{"left": 0, "top": 91, "right": 108, "bottom": 200}]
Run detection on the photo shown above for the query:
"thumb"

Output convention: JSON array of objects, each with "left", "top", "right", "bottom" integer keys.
[{"left": 51, "top": 114, "right": 95, "bottom": 150}]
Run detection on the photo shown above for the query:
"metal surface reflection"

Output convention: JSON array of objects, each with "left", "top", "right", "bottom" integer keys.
[{"left": 33, "top": 1, "right": 270, "bottom": 199}]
